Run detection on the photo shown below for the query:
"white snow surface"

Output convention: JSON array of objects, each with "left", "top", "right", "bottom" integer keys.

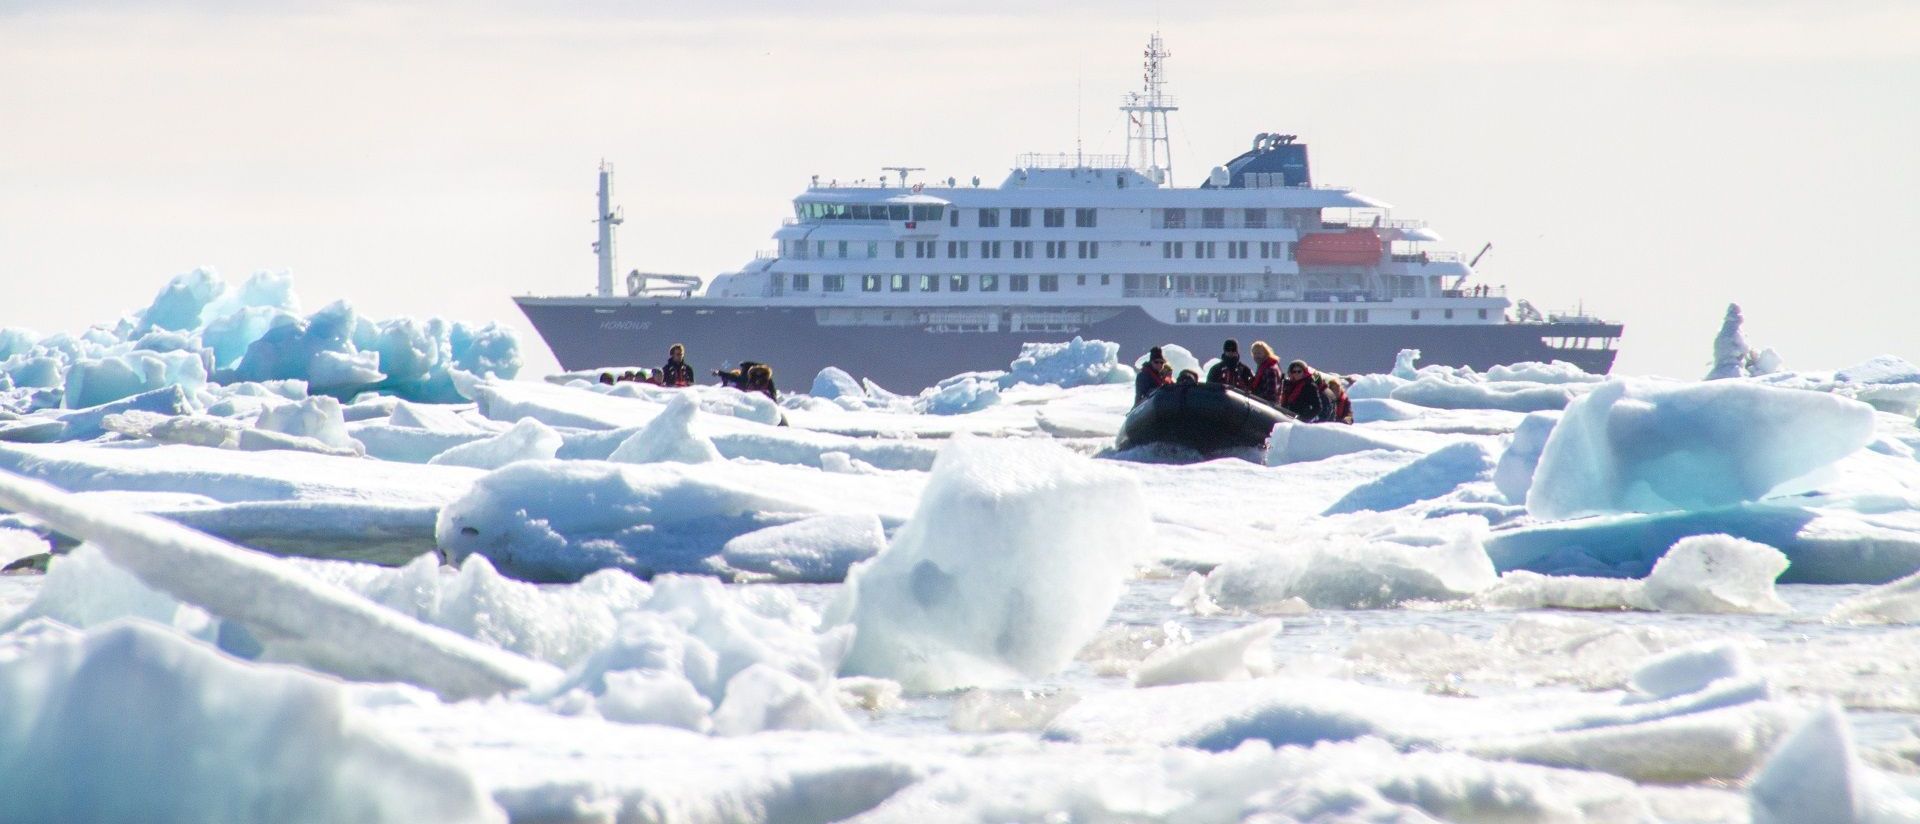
[
  {"left": 0, "top": 620, "right": 506, "bottom": 824},
  {"left": 11, "top": 305, "right": 1920, "bottom": 821}
]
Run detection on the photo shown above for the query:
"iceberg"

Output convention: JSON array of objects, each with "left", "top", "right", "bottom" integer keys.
[
  {"left": 832, "top": 439, "right": 1150, "bottom": 690},
  {"left": 1527, "top": 378, "right": 1876, "bottom": 520}
]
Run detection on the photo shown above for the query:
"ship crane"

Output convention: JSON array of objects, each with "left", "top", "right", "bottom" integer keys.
[{"left": 1453, "top": 242, "right": 1493, "bottom": 291}]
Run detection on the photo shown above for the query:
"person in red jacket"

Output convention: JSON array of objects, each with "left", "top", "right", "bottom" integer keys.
[
  {"left": 658, "top": 344, "right": 694, "bottom": 387},
  {"left": 1280, "top": 359, "right": 1326, "bottom": 421},
  {"left": 1247, "top": 341, "right": 1283, "bottom": 405}
]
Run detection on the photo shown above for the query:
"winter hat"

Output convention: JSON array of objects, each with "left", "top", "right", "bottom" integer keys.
[
  {"left": 1222, "top": 339, "right": 1240, "bottom": 353},
  {"left": 1149, "top": 346, "right": 1165, "bottom": 361}
]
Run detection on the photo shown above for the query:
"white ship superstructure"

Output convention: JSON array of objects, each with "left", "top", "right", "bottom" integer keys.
[{"left": 518, "top": 34, "right": 1620, "bottom": 390}]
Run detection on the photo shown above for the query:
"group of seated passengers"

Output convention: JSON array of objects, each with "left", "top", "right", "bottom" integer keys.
[
  {"left": 596, "top": 343, "right": 776, "bottom": 401},
  {"left": 1134, "top": 338, "right": 1353, "bottom": 424}
]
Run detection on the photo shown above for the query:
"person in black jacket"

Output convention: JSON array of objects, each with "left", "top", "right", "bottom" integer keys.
[
  {"left": 1205, "top": 339, "right": 1254, "bottom": 390},
  {"left": 658, "top": 344, "right": 694, "bottom": 387},
  {"left": 1134, "top": 346, "right": 1174, "bottom": 405},
  {"left": 1279, "top": 359, "right": 1327, "bottom": 421}
]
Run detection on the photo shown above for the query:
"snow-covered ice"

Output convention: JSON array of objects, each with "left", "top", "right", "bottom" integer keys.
[{"left": 9, "top": 294, "right": 1920, "bottom": 821}]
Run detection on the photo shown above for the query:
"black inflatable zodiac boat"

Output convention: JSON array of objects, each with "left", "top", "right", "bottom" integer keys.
[{"left": 1115, "top": 382, "right": 1296, "bottom": 452}]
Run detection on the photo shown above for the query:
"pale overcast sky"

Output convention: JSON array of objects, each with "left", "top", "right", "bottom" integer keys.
[{"left": 1, "top": 1, "right": 1915, "bottom": 379}]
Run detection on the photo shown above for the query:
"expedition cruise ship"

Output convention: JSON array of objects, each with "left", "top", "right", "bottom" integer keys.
[{"left": 516, "top": 34, "right": 1621, "bottom": 391}]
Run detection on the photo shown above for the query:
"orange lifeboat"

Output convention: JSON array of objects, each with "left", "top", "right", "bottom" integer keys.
[{"left": 1295, "top": 229, "right": 1382, "bottom": 266}]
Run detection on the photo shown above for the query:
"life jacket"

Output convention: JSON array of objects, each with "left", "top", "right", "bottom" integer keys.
[
  {"left": 1207, "top": 357, "right": 1254, "bottom": 391},
  {"left": 1323, "top": 376, "right": 1353, "bottom": 424},
  {"left": 660, "top": 360, "right": 694, "bottom": 387},
  {"left": 1280, "top": 372, "right": 1324, "bottom": 421},
  {"left": 1249, "top": 357, "right": 1283, "bottom": 404}
]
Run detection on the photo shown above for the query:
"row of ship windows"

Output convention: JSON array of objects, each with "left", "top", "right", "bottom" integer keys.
[
  {"left": 783, "top": 239, "right": 1296, "bottom": 261},
  {"left": 1173, "top": 308, "right": 1489, "bottom": 324},
  {"left": 798, "top": 205, "right": 1296, "bottom": 230},
  {"left": 779, "top": 273, "right": 1127, "bottom": 293}
]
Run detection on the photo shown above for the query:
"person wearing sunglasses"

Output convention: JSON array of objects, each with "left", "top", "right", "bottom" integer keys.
[{"left": 1280, "top": 359, "right": 1327, "bottom": 421}]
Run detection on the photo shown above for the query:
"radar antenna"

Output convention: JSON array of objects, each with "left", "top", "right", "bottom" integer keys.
[
  {"left": 593, "top": 161, "right": 625, "bottom": 298},
  {"left": 881, "top": 166, "right": 925, "bottom": 188},
  {"left": 1121, "top": 32, "right": 1179, "bottom": 185}
]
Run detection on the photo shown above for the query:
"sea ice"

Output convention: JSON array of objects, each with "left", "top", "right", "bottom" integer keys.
[
  {"left": 1000, "top": 337, "right": 1134, "bottom": 388},
  {"left": 1629, "top": 640, "right": 1754, "bottom": 700},
  {"left": 832, "top": 438, "right": 1150, "bottom": 690},
  {"left": 1321, "top": 440, "right": 1497, "bottom": 515},
  {"left": 0, "top": 621, "right": 506, "bottom": 824},
  {"left": 1478, "top": 535, "right": 1791, "bottom": 614},
  {"left": 436, "top": 459, "right": 919, "bottom": 582},
  {"left": 1132, "top": 619, "right": 1281, "bottom": 687},
  {"left": 606, "top": 393, "right": 724, "bottom": 464},
  {"left": 1641, "top": 534, "right": 1791, "bottom": 613},
  {"left": 254, "top": 395, "right": 362, "bottom": 454},
  {"left": 719, "top": 512, "right": 888, "bottom": 583},
  {"left": 1748, "top": 703, "right": 1920, "bottom": 824},
  {"left": 429, "top": 417, "right": 562, "bottom": 469},
  {"left": 1493, "top": 410, "right": 1561, "bottom": 504},
  {"left": 1262, "top": 418, "right": 1433, "bottom": 465},
  {"left": 1390, "top": 374, "right": 1585, "bottom": 412},
  {"left": 1829, "top": 568, "right": 1920, "bottom": 624},
  {"left": 1527, "top": 378, "right": 1877, "bottom": 520},
  {"left": 1204, "top": 514, "right": 1497, "bottom": 610},
  {"left": 0, "top": 470, "right": 557, "bottom": 699}
]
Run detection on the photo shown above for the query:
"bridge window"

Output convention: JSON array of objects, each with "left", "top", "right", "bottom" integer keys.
[
  {"left": 823, "top": 275, "right": 843, "bottom": 292},
  {"left": 1244, "top": 209, "right": 1267, "bottom": 229},
  {"left": 888, "top": 205, "right": 909, "bottom": 220},
  {"left": 981, "top": 274, "right": 999, "bottom": 291},
  {"left": 910, "top": 205, "right": 944, "bottom": 222},
  {"left": 1010, "top": 208, "right": 1031, "bottom": 227},
  {"left": 1161, "top": 209, "right": 1186, "bottom": 229},
  {"left": 978, "top": 208, "right": 999, "bottom": 228},
  {"left": 1202, "top": 208, "right": 1225, "bottom": 229},
  {"left": 1076, "top": 208, "right": 1097, "bottom": 228},
  {"left": 1043, "top": 208, "right": 1065, "bottom": 228}
]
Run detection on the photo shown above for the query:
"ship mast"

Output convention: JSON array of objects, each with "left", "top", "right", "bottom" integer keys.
[
  {"left": 1121, "top": 32, "right": 1178, "bottom": 186},
  {"left": 593, "top": 161, "right": 623, "bottom": 298}
]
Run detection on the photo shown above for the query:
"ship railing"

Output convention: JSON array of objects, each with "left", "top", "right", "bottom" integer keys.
[
  {"left": 1015, "top": 152, "right": 1129, "bottom": 170},
  {"left": 1389, "top": 251, "right": 1462, "bottom": 264},
  {"left": 1439, "top": 286, "right": 1508, "bottom": 298}
]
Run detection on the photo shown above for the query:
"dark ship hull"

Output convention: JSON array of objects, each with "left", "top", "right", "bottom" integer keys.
[{"left": 515, "top": 298, "right": 1622, "bottom": 392}]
